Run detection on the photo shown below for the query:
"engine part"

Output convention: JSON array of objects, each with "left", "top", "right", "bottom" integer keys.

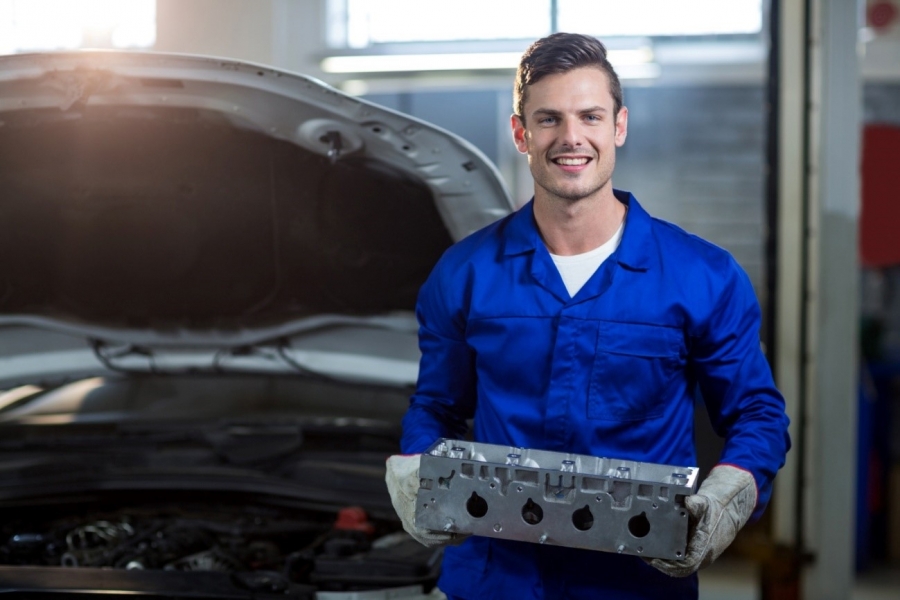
[
  {"left": 62, "top": 520, "right": 135, "bottom": 567},
  {"left": 0, "top": 500, "right": 441, "bottom": 594},
  {"left": 415, "top": 439, "right": 699, "bottom": 559},
  {"left": 312, "top": 532, "right": 441, "bottom": 588}
]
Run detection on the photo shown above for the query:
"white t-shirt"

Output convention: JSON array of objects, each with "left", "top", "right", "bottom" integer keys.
[{"left": 549, "top": 221, "right": 625, "bottom": 297}]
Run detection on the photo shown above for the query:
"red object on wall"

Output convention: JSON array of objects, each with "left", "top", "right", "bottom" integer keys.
[
  {"left": 868, "top": 1, "right": 898, "bottom": 30},
  {"left": 860, "top": 124, "right": 900, "bottom": 267}
]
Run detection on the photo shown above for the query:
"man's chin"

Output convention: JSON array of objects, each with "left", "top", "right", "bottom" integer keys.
[{"left": 544, "top": 184, "right": 607, "bottom": 203}]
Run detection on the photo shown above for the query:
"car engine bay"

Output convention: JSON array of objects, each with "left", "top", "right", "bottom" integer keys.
[{"left": 0, "top": 494, "right": 441, "bottom": 598}]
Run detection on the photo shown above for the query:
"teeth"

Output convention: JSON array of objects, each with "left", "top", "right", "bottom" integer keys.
[{"left": 554, "top": 157, "right": 589, "bottom": 166}]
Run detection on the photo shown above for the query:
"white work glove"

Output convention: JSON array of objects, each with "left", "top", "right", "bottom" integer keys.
[
  {"left": 648, "top": 464, "right": 757, "bottom": 578},
  {"left": 385, "top": 454, "right": 465, "bottom": 548}
]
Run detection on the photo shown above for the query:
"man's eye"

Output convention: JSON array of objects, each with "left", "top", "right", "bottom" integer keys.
[
  {"left": 585, "top": 115, "right": 601, "bottom": 122},
  {"left": 538, "top": 117, "right": 557, "bottom": 125}
]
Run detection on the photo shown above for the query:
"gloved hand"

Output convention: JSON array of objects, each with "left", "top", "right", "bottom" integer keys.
[
  {"left": 385, "top": 454, "right": 466, "bottom": 548},
  {"left": 648, "top": 464, "right": 757, "bottom": 578}
]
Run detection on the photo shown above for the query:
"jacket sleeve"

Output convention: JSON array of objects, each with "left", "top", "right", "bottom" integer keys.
[
  {"left": 400, "top": 257, "right": 477, "bottom": 454},
  {"left": 691, "top": 257, "right": 791, "bottom": 521}
]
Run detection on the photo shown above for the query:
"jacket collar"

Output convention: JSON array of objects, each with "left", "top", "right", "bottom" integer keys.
[{"left": 501, "top": 189, "right": 654, "bottom": 272}]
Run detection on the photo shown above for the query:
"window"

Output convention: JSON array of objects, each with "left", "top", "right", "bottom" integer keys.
[
  {"left": 328, "top": 0, "right": 551, "bottom": 48},
  {"left": 327, "top": 0, "right": 762, "bottom": 49},
  {"left": 557, "top": 0, "right": 762, "bottom": 37},
  {"left": 0, "top": 0, "right": 156, "bottom": 55}
]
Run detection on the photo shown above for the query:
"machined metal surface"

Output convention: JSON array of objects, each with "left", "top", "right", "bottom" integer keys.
[{"left": 415, "top": 439, "right": 698, "bottom": 559}]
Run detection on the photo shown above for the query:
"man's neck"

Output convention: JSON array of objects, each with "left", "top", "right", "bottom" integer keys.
[{"left": 532, "top": 189, "right": 626, "bottom": 256}]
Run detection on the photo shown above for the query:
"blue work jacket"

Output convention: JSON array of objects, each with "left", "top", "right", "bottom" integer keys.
[{"left": 401, "top": 191, "right": 790, "bottom": 600}]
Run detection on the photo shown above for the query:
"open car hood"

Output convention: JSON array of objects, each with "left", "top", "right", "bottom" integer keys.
[
  {"left": 0, "top": 51, "right": 513, "bottom": 388},
  {"left": 0, "top": 50, "right": 512, "bottom": 340}
]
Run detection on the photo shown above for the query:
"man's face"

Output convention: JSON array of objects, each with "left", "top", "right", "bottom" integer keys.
[{"left": 512, "top": 67, "right": 627, "bottom": 204}]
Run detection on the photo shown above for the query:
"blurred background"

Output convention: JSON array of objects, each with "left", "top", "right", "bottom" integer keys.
[{"left": 0, "top": 0, "right": 898, "bottom": 598}]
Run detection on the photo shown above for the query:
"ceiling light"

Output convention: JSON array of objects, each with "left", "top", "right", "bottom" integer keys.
[{"left": 321, "top": 48, "right": 654, "bottom": 74}]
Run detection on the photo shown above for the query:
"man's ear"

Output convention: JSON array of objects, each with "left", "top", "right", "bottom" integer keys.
[
  {"left": 511, "top": 114, "right": 528, "bottom": 154},
  {"left": 615, "top": 106, "right": 628, "bottom": 147}
]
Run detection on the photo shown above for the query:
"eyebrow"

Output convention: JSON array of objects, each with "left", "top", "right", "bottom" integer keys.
[{"left": 531, "top": 106, "right": 609, "bottom": 118}]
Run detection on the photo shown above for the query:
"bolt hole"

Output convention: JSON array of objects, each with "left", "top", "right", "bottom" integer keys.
[
  {"left": 628, "top": 512, "right": 651, "bottom": 538},
  {"left": 572, "top": 505, "right": 594, "bottom": 531},
  {"left": 466, "top": 492, "right": 488, "bottom": 518},
  {"left": 521, "top": 498, "right": 543, "bottom": 525}
]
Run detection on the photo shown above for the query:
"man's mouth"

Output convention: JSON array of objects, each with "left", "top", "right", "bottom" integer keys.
[{"left": 552, "top": 156, "right": 591, "bottom": 166}]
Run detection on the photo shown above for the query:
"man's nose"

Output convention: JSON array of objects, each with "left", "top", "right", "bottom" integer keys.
[{"left": 559, "top": 118, "right": 583, "bottom": 148}]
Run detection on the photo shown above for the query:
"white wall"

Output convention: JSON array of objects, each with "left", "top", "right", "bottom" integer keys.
[
  {"left": 154, "top": 0, "right": 326, "bottom": 77},
  {"left": 864, "top": 0, "right": 900, "bottom": 81}
]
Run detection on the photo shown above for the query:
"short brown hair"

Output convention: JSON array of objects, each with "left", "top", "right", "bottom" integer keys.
[{"left": 514, "top": 33, "right": 623, "bottom": 122}]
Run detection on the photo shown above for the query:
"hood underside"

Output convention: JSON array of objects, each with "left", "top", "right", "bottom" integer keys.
[
  {"left": 0, "top": 104, "right": 449, "bottom": 328},
  {"left": 0, "top": 51, "right": 512, "bottom": 333}
]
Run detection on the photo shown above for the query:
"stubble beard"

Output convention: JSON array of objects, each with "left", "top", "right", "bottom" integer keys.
[{"left": 530, "top": 155, "right": 614, "bottom": 205}]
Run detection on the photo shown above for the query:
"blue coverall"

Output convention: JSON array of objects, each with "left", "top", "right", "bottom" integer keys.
[{"left": 401, "top": 190, "right": 791, "bottom": 600}]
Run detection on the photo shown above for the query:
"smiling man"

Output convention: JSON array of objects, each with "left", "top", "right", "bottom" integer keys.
[
  {"left": 386, "top": 33, "right": 790, "bottom": 600},
  {"left": 514, "top": 61, "right": 627, "bottom": 259}
]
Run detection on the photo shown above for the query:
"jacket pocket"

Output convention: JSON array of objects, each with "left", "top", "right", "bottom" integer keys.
[{"left": 587, "top": 321, "right": 683, "bottom": 421}]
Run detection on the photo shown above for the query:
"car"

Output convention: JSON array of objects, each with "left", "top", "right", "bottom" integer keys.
[{"left": 0, "top": 50, "right": 514, "bottom": 599}]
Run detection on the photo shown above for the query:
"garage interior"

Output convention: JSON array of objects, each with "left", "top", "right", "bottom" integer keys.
[{"left": 1, "top": 1, "right": 899, "bottom": 598}]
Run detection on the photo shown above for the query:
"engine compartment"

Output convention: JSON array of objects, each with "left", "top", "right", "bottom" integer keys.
[{"left": 0, "top": 493, "right": 440, "bottom": 596}]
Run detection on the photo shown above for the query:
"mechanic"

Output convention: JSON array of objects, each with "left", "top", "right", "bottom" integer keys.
[{"left": 386, "top": 32, "right": 790, "bottom": 600}]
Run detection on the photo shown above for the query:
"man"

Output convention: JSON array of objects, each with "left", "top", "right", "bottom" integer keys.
[{"left": 386, "top": 32, "right": 790, "bottom": 599}]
